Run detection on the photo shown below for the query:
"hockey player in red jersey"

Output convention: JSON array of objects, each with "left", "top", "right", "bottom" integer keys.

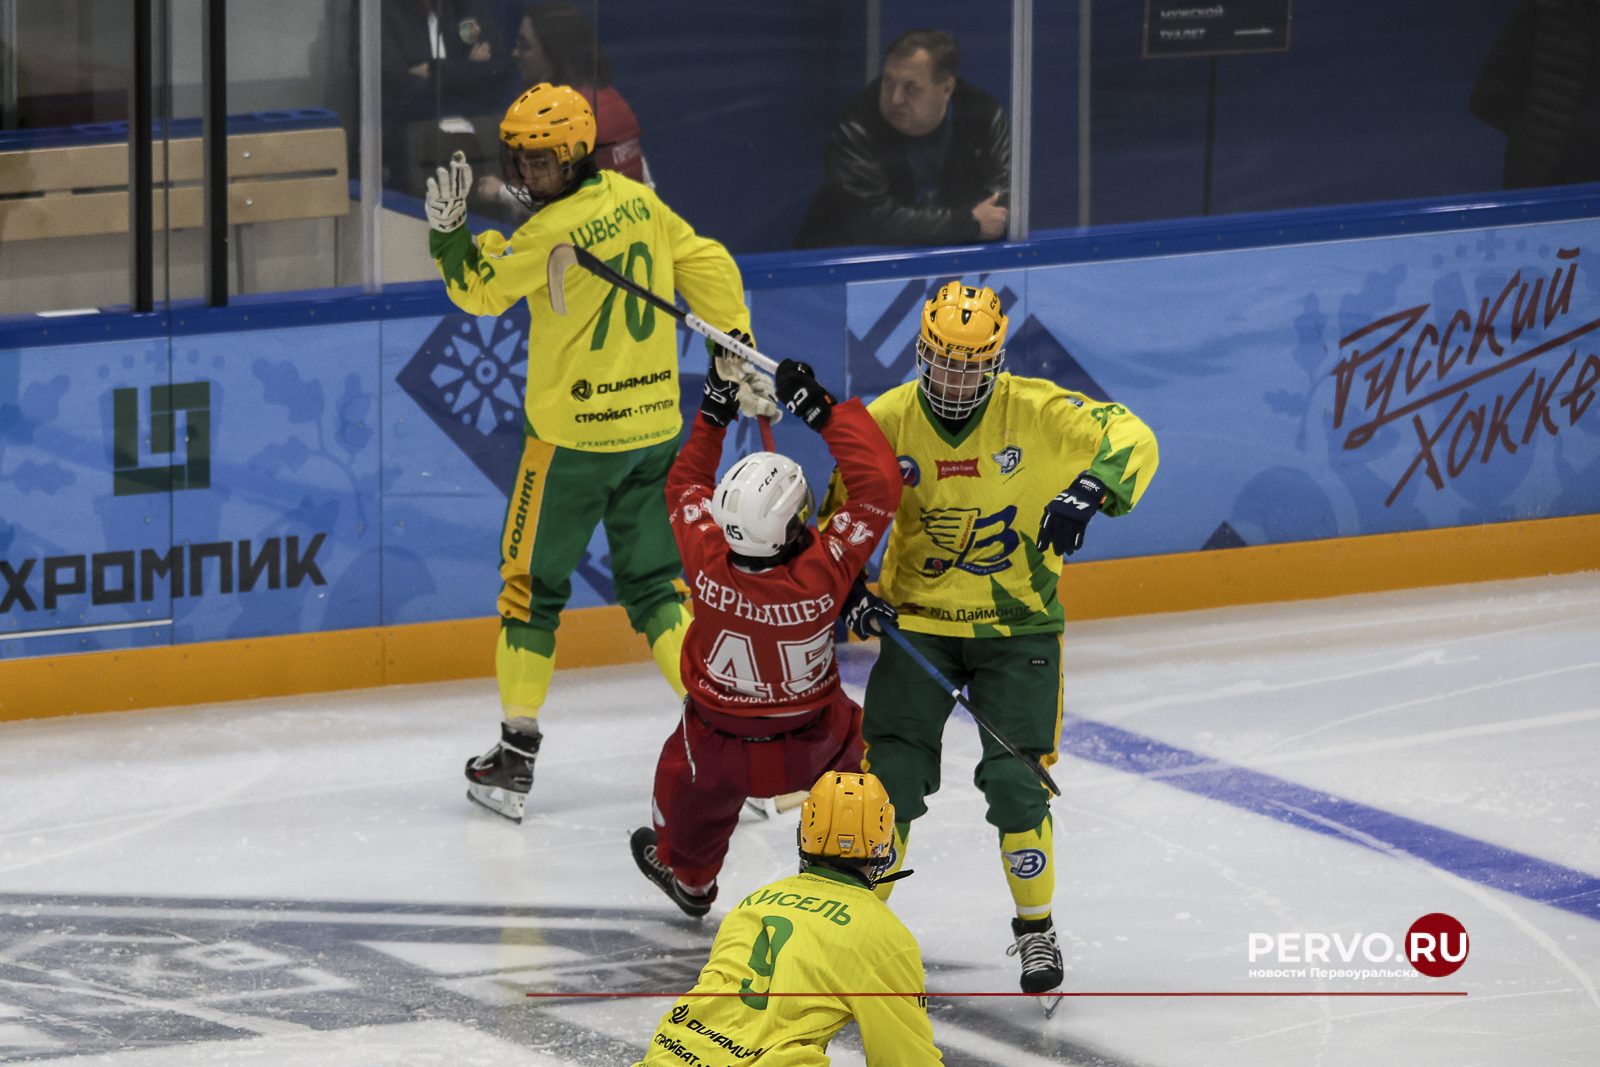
[{"left": 631, "top": 350, "right": 903, "bottom": 917}]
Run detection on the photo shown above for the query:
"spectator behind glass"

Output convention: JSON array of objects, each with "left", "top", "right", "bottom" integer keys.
[
  {"left": 379, "top": 0, "right": 512, "bottom": 192},
  {"left": 477, "top": 1, "right": 650, "bottom": 215},
  {"left": 1471, "top": 0, "right": 1600, "bottom": 189},
  {"left": 795, "top": 29, "right": 1009, "bottom": 250}
]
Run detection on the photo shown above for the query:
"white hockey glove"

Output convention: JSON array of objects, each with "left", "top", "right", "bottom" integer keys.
[
  {"left": 736, "top": 370, "right": 782, "bottom": 423},
  {"left": 425, "top": 151, "right": 472, "bottom": 233},
  {"left": 713, "top": 335, "right": 783, "bottom": 424}
]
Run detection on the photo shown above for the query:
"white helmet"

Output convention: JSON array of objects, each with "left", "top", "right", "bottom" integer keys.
[{"left": 710, "top": 452, "right": 814, "bottom": 558}]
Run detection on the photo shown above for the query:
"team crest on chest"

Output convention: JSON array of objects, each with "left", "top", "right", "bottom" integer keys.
[
  {"left": 897, "top": 455, "right": 921, "bottom": 487},
  {"left": 991, "top": 445, "right": 1022, "bottom": 475}
]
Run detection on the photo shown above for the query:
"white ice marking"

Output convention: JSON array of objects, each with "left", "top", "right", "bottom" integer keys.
[
  {"left": 0, "top": 1022, "right": 62, "bottom": 1047},
  {"left": 0, "top": 727, "right": 281, "bottom": 876},
  {"left": 1272, "top": 802, "right": 1600, "bottom": 1014},
  {"left": 1224, "top": 986, "right": 1582, "bottom": 1044},
  {"left": 0, "top": 962, "right": 314, "bottom": 1038},
  {"left": 938, "top": 1016, "right": 1112, "bottom": 1066},
  {"left": 1070, "top": 586, "right": 1600, "bottom": 660},
  {"left": 1255, "top": 659, "right": 1600, "bottom": 756},
  {"left": 359, "top": 940, "right": 587, "bottom": 975},
  {"left": 1091, "top": 648, "right": 1474, "bottom": 723}
]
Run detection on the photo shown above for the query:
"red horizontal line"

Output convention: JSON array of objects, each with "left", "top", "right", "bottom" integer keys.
[{"left": 524, "top": 991, "right": 1467, "bottom": 998}]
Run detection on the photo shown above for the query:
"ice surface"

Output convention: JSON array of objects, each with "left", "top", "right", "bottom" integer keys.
[{"left": 3, "top": 572, "right": 1599, "bottom": 1064}]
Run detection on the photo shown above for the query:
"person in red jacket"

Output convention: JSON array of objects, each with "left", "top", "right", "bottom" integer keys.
[
  {"left": 631, "top": 352, "right": 903, "bottom": 917},
  {"left": 478, "top": 1, "right": 653, "bottom": 216}
]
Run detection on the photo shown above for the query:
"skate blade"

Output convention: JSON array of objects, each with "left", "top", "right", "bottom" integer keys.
[
  {"left": 466, "top": 783, "right": 526, "bottom": 823},
  {"left": 742, "top": 798, "right": 770, "bottom": 820},
  {"left": 1039, "top": 993, "right": 1065, "bottom": 1020}
]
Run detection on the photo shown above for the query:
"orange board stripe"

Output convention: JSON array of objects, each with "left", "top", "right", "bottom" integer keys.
[{"left": 3, "top": 514, "right": 1594, "bottom": 722}]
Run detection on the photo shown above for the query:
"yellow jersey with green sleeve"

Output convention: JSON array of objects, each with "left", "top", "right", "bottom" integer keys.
[
  {"left": 634, "top": 868, "right": 942, "bottom": 1067},
  {"left": 826, "top": 374, "right": 1158, "bottom": 639},
  {"left": 428, "top": 169, "right": 751, "bottom": 452}
]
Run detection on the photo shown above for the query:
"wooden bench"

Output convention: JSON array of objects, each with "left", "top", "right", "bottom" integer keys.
[{"left": 0, "top": 114, "right": 348, "bottom": 241}]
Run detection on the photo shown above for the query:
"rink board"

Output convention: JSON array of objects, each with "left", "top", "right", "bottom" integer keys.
[{"left": 4, "top": 214, "right": 1600, "bottom": 675}]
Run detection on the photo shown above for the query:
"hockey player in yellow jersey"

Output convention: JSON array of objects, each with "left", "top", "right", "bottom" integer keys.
[
  {"left": 824, "top": 282, "right": 1158, "bottom": 999},
  {"left": 633, "top": 771, "right": 942, "bottom": 1067},
  {"left": 425, "top": 83, "right": 770, "bottom": 822}
]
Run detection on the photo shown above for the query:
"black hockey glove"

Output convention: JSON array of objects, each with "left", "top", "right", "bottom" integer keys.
[
  {"left": 700, "top": 357, "right": 740, "bottom": 428},
  {"left": 776, "top": 358, "right": 836, "bottom": 430},
  {"left": 1037, "top": 471, "right": 1108, "bottom": 557},
  {"left": 841, "top": 575, "right": 897, "bottom": 639}
]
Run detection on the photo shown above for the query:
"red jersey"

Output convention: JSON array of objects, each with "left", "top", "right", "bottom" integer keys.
[
  {"left": 668, "top": 401, "right": 902, "bottom": 717},
  {"left": 580, "top": 85, "right": 646, "bottom": 183}
]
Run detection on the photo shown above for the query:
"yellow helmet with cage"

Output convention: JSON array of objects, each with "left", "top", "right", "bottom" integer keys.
[
  {"left": 917, "top": 281, "right": 1009, "bottom": 419},
  {"left": 500, "top": 82, "right": 596, "bottom": 165},
  {"left": 799, "top": 772, "right": 895, "bottom": 864}
]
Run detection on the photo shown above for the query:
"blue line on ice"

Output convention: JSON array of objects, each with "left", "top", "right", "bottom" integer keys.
[{"left": 1060, "top": 716, "right": 1600, "bottom": 922}]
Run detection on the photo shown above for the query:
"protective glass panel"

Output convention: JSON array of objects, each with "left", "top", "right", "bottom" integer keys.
[
  {"left": 369, "top": 0, "right": 604, "bottom": 284},
  {"left": 1036, "top": 2, "right": 1567, "bottom": 234},
  {"left": 155, "top": 0, "right": 357, "bottom": 300},
  {"left": 0, "top": 0, "right": 137, "bottom": 315},
  {"left": 583, "top": 1, "right": 1014, "bottom": 256}
]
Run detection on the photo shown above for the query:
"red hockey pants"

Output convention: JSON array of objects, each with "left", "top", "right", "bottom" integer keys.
[{"left": 652, "top": 691, "right": 865, "bottom": 888}]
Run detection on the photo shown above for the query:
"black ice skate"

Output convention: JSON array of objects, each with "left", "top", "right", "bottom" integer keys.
[
  {"left": 464, "top": 722, "right": 540, "bottom": 823},
  {"left": 630, "top": 827, "right": 716, "bottom": 918},
  {"left": 1009, "top": 916, "right": 1065, "bottom": 1016}
]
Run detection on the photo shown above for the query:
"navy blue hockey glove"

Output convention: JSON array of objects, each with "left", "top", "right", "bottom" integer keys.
[
  {"left": 700, "top": 356, "right": 740, "bottom": 428},
  {"left": 776, "top": 359, "right": 836, "bottom": 430},
  {"left": 841, "top": 575, "right": 897, "bottom": 639},
  {"left": 1037, "top": 472, "right": 1107, "bottom": 557}
]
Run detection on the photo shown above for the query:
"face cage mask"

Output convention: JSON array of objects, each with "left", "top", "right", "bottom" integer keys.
[
  {"left": 917, "top": 336, "right": 1004, "bottom": 419},
  {"left": 797, "top": 842, "right": 899, "bottom": 887},
  {"left": 500, "top": 143, "right": 566, "bottom": 211}
]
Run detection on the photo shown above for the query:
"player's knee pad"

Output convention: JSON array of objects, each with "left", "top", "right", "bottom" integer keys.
[
  {"left": 999, "top": 814, "right": 1054, "bottom": 918},
  {"left": 495, "top": 572, "right": 535, "bottom": 623},
  {"left": 497, "top": 622, "right": 556, "bottom": 715},
  {"left": 861, "top": 744, "right": 938, "bottom": 823},
  {"left": 977, "top": 756, "right": 1052, "bottom": 833}
]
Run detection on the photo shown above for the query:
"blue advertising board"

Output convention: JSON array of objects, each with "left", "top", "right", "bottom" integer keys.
[
  {"left": 847, "top": 221, "right": 1600, "bottom": 561},
  {"left": 4, "top": 211, "right": 1599, "bottom": 659}
]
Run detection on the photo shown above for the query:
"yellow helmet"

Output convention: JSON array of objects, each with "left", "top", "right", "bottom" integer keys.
[
  {"left": 920, "top": 281, "right": 1008, "bottom": 358},
  {"left": 500, "top": 82, "right": 596, "bottom": 165},
  {"left": 917, "top": 282, "right": 1008, "bottom": 418},
  {"left": 799, "top": 771, "right": 895, "bottom": 863}
]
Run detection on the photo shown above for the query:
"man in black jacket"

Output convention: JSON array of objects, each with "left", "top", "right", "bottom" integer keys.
[{"left": 796, "top": 29, "right": 1010, "bottom": 250}]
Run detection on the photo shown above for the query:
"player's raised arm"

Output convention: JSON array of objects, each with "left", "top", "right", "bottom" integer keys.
[
  {"left": 774, "top": 359, "right": 903, "bottom": 575},
  {"left": 666, "top": 357, "right": 741, "bottom": 502},
  {"left": 425, "top": 150, "right": 546, "bottom": 318}
]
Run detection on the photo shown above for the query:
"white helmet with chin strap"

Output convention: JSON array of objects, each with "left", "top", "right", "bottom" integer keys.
[{"left": 710, "top": 452, "right": 815, "bottom": 558}]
